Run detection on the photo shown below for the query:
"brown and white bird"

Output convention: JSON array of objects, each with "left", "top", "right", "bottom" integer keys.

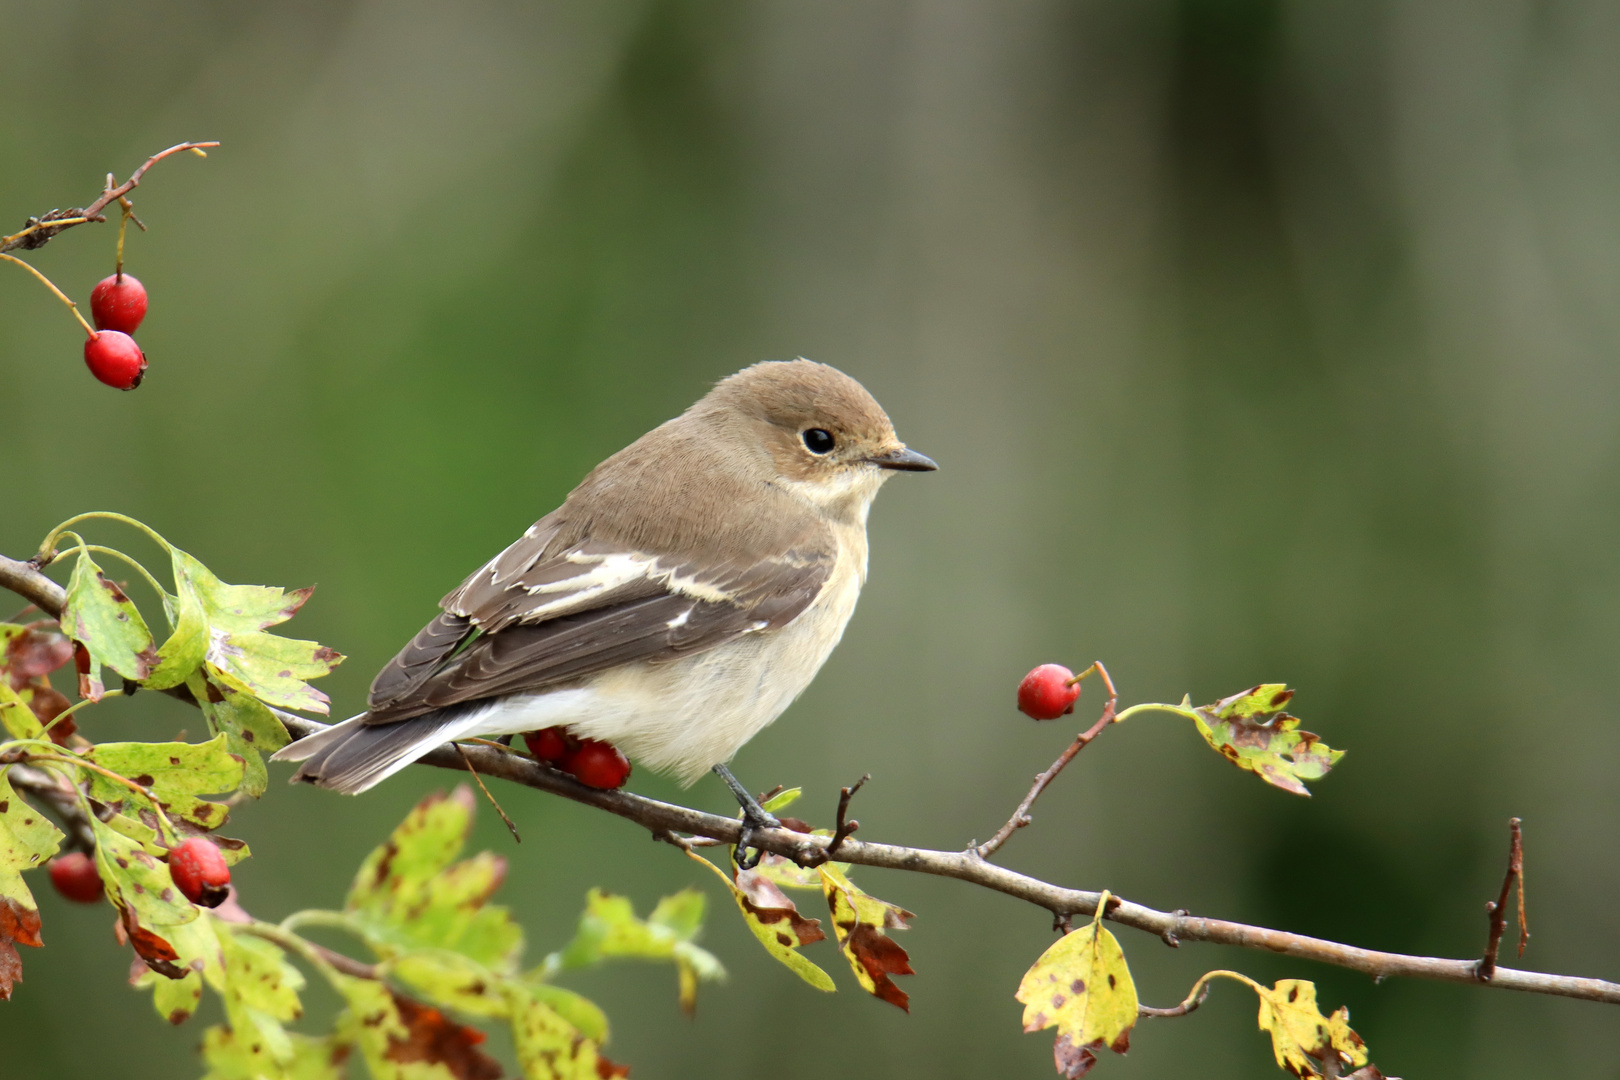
[{"left": 273, "top": 359, "right": 934, "bottom": 859}]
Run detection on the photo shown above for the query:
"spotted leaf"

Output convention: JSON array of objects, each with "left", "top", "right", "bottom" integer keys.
[
  {"left": 818, "top": 862, "right": 915, "bottom": 1011},
  {"left": 687, "top": 850, "right": 833, "bottom": 992},
  {"left": 1254, "top": 978, "right": 1369, "bottom": 1078},
  {"left": 1016, "top": 895, "right": 1138, "bottom": 1078},
  {"left": 1189, "top": 685, "right": 1343, "bottom": 796},
  {"left": 58, "top": 551, "right": 158, "bottom": 700}
]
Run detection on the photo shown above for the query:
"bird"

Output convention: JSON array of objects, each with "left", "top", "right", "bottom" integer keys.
[{"left": 273, "top": 359, "right": 935, "bottom": 864}]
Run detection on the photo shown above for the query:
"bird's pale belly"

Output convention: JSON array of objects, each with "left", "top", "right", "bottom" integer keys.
[{"left": 465, "top": 552, "right": 865, "bottom": 785}]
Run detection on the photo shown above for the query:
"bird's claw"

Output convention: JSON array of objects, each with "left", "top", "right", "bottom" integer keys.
[{"left": 733, "top": 807, "right": 782, "bottom": 871}]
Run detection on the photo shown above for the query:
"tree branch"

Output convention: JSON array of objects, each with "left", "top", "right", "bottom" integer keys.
[
  {"left": 0, "top": 142, "right": 217, "bottom": 255},
  {"left": 4, "top": 549, "right": 1618, "bottom": 1007}
]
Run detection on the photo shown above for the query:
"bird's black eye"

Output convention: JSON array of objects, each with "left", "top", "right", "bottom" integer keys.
[{"left": 801, "top": 428, "right": 836, "bottom": 455}]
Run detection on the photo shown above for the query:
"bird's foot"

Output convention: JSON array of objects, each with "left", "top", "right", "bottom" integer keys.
[
  {"left": 734, "top": 805, "right": 783, "bottom": 871},
  {"left": 712, "top": 763, "right": 782, "bottom": 871}
]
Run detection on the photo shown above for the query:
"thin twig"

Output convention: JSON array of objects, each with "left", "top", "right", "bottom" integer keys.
[
  {"left": 4, "top": 551, "right": 1619, "bottom": 1007},
  {"left": 1475, "top": 817, "right": 1528, "bottom": 981},
  {"left": 976, "top": 661, "right": 1118, "bottom": 859},
  {"left": 0, "top": 141, "right": 217, "bottom": 255},
  {"left": 454, "top": 744, "right": 521, "bottom": 843},
  {"left": 822, "top": 773, "right": 869, "bottom": 861}
]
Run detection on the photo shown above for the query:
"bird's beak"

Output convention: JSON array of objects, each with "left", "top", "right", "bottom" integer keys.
[{"left": 867, "top": 445, "right": 938, "bottom": 472}]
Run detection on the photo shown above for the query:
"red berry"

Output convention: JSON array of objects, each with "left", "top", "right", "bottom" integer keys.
[
  {"left": 48, "top": 852, "right": 104, "bottom": 903},
  {"left": 564, "top": 739, "right": 631, "bottom": 789},
  {"left": 524, "top": 726, "right": 573, "bottom": 765},
  {"left": 90, "top": 273, "right": 148, "bottom": 335},
  {"left": 83, "top": 330, "right": 147, "bottom": 390},
  {"left": 1017, "top": 663, "right": 1081, "bottom": 720},
  {"left": 168, "top": 837, "right": 230, "bottom": 908}
]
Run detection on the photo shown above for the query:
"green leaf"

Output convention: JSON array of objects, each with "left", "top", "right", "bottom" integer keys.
[
  {"left": 389, "top": 949, "right": 510, "bottom": 1018},
  {"left": 648, "top": 888, "right": 706, "bottom": 941},
  {"left": 506, "top": 983, "right": 626, "bottom": 1080},
  {"left": 134, "top": 966, "right": 203, "bottom": 1025},
  {"left": 193, "top": 677, "right": 290, "bottom": 799},
  {"left": 1252, "top": 978, "right": 1370, "bottom": 1078},
  {"left": 0, "top": 771, "right": 63, "bottom": 994},
  {"left": 83, "top": 733, "right": 245, "bottom": 831},
  {"left": 144, "top": 583, "right": 208, "bottom": 691},
  {"left": 818, "top": 862, "right": 915, "bottom": 1011},
  {"left": 333, "top": 974, "right": 504, "bottom": 1080},
  {"left": 1189, "top": 685, "right": 1344, "bottom": 796},
  {"left": 760, "top": 787, "right": 802, "bottom": 814},
  {"left": 526, "top": 984, "right": 609, "bottom": 1044},
  {"left": 59, "top": 550, "right": 158, "bottom": 699},
  {"left": 345, "top": 787, "right": 523, "bottom": 971},
  {"left": 1016, "top": 895, "right": 1139, "bottom": 1077},
  {"left": 687, "top": 850, "right": 834, "bottom": 993},
  {"left": 0, "top": 681, "right": 44, "bottom": 741},
  {"left": 174, "top": 548, "right": 342, "bottom": 713}
]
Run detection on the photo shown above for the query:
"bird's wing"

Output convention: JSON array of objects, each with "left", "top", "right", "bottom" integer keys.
[{"left": 363, "top": 514, "right": 834, "bottom": 725}]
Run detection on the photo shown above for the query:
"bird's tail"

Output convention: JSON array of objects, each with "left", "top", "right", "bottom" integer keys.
[{"left": 270, "top": 704, "right": 488, "bottom": 794}]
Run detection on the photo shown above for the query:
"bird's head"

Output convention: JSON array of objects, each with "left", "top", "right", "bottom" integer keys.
[{"left": 699, "top": 359, "right": 936, "bottom": 521}]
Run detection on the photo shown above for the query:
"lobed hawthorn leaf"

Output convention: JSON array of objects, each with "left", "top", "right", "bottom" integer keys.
[
  {"left": 548, "top": 887, "right": 723, "bottom": 1016},
  {"left": 1016, "top": 898, "right": 1139, "bottom": 1079},
  {"left": 1253, "top": 978, "right": 1369, "bottom": 1079},
  {"left": 58, "top": 552, "right": 158, "bottom": 701},
  {"left": 345, "top": 786, "right": 523, "bottom": 971},
  {"left": 0, "top": 772, "right": 63, "bottom": 999},
  {"left": 0, "top": 621, "right": 74, "bottom": 737},
  {"left": 505, "top": 982, "right": 628, "bottom": 1080},
  {"left": 334, "top": 974, "right": 504, "bottom": 1080},
  {"left": 687, "top": 849, "right": 834, "bottom": 993},
  {"left": 1189, "top": 685, "right": 1343, "bottom": 796},
  {"left": 817, "top": 862, "right": 915, "bottom": 1011},
  {"left": 170, "top": 548, "right": 342, "bottom": 712},
  {"left": 82, "top": 733, "right": 245, "bottom": 833}
]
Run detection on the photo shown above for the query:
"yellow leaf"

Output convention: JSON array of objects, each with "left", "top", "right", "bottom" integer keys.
[
  {"left": 817, "top": 862, "right": 915, "bottom": 1011},
  {"left": 1254, "top": 979, "right": 1368, "bottom": 1078},
  {"left": 686, "top": 850, "right": 834, "bottom": 992},
  {"left": 1015, "top": 893, "right": 1138, "bottom": 1078}
]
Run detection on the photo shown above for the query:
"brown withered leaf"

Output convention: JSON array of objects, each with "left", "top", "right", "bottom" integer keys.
[
  {"left": 0, "top": 939, "right": 21, "bottom": 1000},
  {"left": 387, "top": 991, "right": 504, "bottom": 1080},
  {"left": 817, "top": 863, "right": 915, "bottom": 1011},
  {"left": 1, "top": 622, "right": 75, "bottom": 742}
]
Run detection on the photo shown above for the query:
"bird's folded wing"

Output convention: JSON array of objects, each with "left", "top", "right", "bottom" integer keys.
[{"left": 363, "top": 514, "right": 833, "bottom": 725}]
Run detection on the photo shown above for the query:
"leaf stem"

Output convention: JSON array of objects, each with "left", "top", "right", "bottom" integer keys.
[{"left": 38, "top": 512, "right": 173, "bottom": 567}]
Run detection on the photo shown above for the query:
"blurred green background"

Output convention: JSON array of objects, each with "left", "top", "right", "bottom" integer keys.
[{"left": 3, "top": 1, "right": 1618, "bottom": 1076}]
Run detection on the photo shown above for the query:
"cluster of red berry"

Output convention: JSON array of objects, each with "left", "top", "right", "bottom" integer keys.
[
  {"left": 523, "top": 727, "right": 632, "bottom": 789},
  {"left": 83, "top": 273, "right": 150, "bottom": 390},
  {"left": 48, "top": 836, "right": 230, "bottom": 908}
]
